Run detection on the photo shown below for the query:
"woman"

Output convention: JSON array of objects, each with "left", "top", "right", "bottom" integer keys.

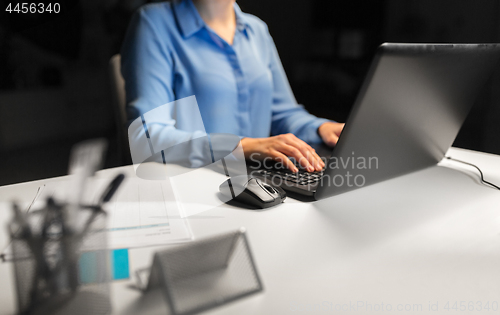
[{"left": 121, "top": 0, "right": 344, "bottom": 172}]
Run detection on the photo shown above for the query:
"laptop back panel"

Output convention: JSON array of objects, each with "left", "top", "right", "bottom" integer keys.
[{"left": 315, "top": 43, "right": 500, "bottom": 200}]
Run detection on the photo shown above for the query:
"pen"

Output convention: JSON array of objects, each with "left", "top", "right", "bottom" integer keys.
[
  {"left": 79, "top": 173, "right": 125, "bottom": 236},
  {"left": 99, "top": 173, "right": 125, "bottom": 205}
]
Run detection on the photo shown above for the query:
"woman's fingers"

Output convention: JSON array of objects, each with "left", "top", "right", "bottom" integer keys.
[
  {"left": 318, "top": 122, "right": 345, "bottom": 147},
  {"left": 280, "top": 134, "right": 324, "bottom": 171},
  {"left": 278, "top": 144, "right": 315, "bottom": 172},
  {"left": 301, "top": 145, "right": 324, "bottom": 171},
  {"left": 323, "top": 133, "right": 339, "bottom": 146},
  {"left": 242, "top": 134, "right": 326, "bottom": 173},
  {"left": 297, "top": 146, "right": 322, "bottom": 171},
  {"left": 270, "top": 150, "right": 298, "bottom": 173}
]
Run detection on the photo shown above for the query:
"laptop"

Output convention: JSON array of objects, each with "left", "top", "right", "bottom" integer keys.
[{"left": 251, "top": 43, "right": 500, "bottom": 200}]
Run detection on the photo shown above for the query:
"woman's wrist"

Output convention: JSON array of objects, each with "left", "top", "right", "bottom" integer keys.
[{"left": 240, "top": 137, "right": 256, "bottom": 158}]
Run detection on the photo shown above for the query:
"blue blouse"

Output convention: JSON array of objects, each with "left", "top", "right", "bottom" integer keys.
[{"left": 121, "top": 0, "right": 330, "bottom": 160}]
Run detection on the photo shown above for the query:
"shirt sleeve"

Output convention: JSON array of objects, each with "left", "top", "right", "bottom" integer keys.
[
  {"left": 121, "top": 7, "right": 211, "bottom": 168},
  {"left": 266, "top": 31, "right": 333, "bottom": 144},
  {"left": 121, "top": 7, "right": 174, "bottom": 124}
]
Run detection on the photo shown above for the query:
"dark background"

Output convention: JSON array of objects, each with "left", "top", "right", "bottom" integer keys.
[{"left": 1, "top": 0, "right": 499, "bottom": 186}]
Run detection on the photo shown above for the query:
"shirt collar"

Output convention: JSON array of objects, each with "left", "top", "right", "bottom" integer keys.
[
  {"left": 234, "top": 3, "right": 253, "bottom": 35},
  {"left": 173, "top": 0, "right": 253, "bottom": 39}
]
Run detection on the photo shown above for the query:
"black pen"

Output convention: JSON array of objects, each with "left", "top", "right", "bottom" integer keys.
[
  {"left": 79, "top": 173, "right": 125, "bottom": 236},
  {"left": 99, "top": 173, "right": 125, "bottom": 206}
]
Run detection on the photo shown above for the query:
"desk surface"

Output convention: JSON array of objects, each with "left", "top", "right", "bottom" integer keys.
[{"left": 1, "top": 147, "right": 500, "bottom": 315}]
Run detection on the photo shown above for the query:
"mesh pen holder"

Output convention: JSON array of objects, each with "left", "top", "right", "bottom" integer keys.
[
  {"left": 9, "top": 200, "right": 111, "bottom": 315},
  {"left": 144, "top": 228, "right": 263, "bottom": 315}
]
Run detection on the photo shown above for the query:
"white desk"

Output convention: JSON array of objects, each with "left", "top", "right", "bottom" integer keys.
[{"left": 1, "top": 147, "right": 500, "bottom": 314}]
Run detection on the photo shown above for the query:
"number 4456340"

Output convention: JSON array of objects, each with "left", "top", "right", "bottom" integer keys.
[{"left": 6, "top": 3, "right": 60, "bottom": 14}]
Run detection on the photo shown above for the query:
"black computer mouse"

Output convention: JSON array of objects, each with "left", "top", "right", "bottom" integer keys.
[{"left": 219, "top": 176, "right": 286, "bottom": 209}]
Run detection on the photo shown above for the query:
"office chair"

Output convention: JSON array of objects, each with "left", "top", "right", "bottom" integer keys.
[{"left": 109, "top": 54, "right": 132, "bottom": 165}]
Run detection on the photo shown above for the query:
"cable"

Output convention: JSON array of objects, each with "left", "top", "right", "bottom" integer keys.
[{"left": 444, "top": 156, "right": 500, "bottom": 190}]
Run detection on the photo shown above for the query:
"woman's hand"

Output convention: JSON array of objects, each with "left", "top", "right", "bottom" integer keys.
[
  {"left": 241, "top": 134, "right": 325, "bottom": 173},
  {"left": 318, "top": 122, "right": 345, "bottom": 146}
]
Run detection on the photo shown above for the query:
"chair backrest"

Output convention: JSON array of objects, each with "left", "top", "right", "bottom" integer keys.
[{"left": 109, "top": 54, "right": 132, "bottom": 165}]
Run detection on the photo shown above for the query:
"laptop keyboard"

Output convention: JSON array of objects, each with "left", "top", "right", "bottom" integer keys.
[{"left": 253, "top": 168, "right": 325, "bottom": 188}]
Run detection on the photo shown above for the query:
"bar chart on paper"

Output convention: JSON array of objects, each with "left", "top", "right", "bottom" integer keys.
[
  {"left": 104, "top": 178, "right": 192, "bottom": 248},
  {"left": 109, "top": 180, "right": 170, "bottom": 230},
  {"left": 24, "top": 177, "right": 192, "bottom": 249},
  {"left": 0, "top": 175, "right": 192, "bottom": 262}
]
